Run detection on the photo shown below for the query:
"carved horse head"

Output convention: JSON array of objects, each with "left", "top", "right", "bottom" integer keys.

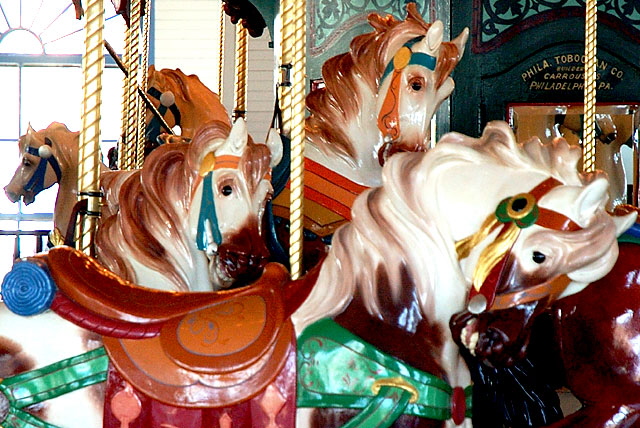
[{"left": 450, "top": 152, "right": 635, "bottom": 367}]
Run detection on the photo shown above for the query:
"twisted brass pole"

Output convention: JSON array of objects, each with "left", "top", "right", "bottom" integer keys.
[
  {"left": 136, "top": 0, "right": 152, "bottom": 168},
  {"left": 280, "top": 0, "right": 306, "bottom": 279},
  {"left": 218, "top": 5, "right": 225, "bottom": 98},
  {"left": 123, "top": 0, "right": 142, "bottom": 170},
  {"left": 233, "top": 25, "right": 248, "bottom": 120},
  {"left": 77, "top": 0, "right": 104, "bottom": 254},
  {"left": 582, "top": 0, "right": 597, "bottom": 173}
]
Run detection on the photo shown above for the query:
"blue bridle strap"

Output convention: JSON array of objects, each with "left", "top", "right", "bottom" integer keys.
[
  {"left": 23, "top": 144, "right": 62, "bottom": 194},
  {"left": 196, "top": 172, "right": 222, "bottom": 251},
  {"left": 380, "top": 39, "right": 437, "bottom": 84},
  {"left": 147, "top": 87, "right": 181, "bottom": 126}
]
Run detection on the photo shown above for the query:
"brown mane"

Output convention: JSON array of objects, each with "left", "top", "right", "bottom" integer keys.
[
  {"left": 305, "top": 3, "right": 463, "bottom": 159},
  {"left": 96, "top": 120, "right": 270, "bottom": 291}
]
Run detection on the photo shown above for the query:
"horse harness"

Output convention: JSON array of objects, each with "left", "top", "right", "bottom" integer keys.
[
  {"left": 145, "top": 87, "right": 182, "bottom": 142},
  {"left": 377, "top": 37, "right": 437, "bottom": 147},
  {"left": 456, "top": 177, "right": 582, "bottom": 314},
  {"left": 23, "top": 139, "right": 62, "bottom": 195}
]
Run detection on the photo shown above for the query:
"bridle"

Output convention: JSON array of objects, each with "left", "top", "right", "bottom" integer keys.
[
  {"left": 23, "top": 139, "right": 62, "bottom": 194},
  {"left": 456, "top": 177, "right": 582, "bottom": 314},
  {"left": 145, "top": 87, "right": 182, "bottom": 142},
  {"left": 376, "top": 37, "right": 437, "bottom": 146}
]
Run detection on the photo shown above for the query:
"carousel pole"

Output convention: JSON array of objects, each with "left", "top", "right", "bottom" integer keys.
[
  {"left": 280, "top": 0, "right": 306, "bottom": 279},
  {"left": 77, "top": 0, "right": 104, "bottom": 254},
  {"left": 582, "top": 0, "right": 597, "bottom": 173},
  {"left": 218, "top": 5, "right": 225, "bottom": 98},
  {"left": 136, "top": 0, "right": 152, "bottom": 168},
  {"left": 233, "top": 25, "right": 248, "bottom": 120},
  {"left": 121, "top": 0, "right": 143, "bottom": 170}
]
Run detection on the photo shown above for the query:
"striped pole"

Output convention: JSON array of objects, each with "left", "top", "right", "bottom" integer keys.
[
  {"left": 582, "top": 0, "right": 597, "bottom": 173},
  {"left": 280, "top": 0, "right": 306, "bottom": 279},
  {"left": 77, "top": 0, "right": 104, "bottom": 254}
]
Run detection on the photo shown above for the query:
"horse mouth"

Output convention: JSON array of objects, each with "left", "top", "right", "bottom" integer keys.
[
  {"left": 212, "top": 247, "right": 268, "bottom": 289},
  {"left": 460, "top": 317, "right": 479, "bottom": 355}
]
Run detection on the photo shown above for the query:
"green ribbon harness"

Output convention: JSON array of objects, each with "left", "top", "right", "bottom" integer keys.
[
  {"left": 0, "top": 347, "right": 109, "bottom": 428},
  {"left": 297, "top": 319, "right": 472, "bottom": 427}
]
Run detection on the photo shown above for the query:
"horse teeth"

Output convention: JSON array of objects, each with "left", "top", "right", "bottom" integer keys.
[{"left": 469, "top": 332, "right": 479, "bottom": 355}]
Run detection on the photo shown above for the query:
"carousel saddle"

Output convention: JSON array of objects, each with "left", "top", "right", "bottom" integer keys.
[{"left": 42, "top": 247, "right": 318, "bottom": 407}]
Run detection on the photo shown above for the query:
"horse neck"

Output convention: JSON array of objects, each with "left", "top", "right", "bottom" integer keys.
[
  {"left": 177, "top": 92, "right": 229, "bottom": 138},
  {"left": 50, "top": 138, "right": 79, "bottom": 237}
]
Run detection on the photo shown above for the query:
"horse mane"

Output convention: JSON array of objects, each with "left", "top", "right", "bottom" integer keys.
[
  {"left": 305, "top": 3, "right": 463, "bottom": 160},
  {"left": 96, "top": 120, "right": 270, "bottom": 291},
  {"left": 294, "top": 121, "right": 605, "bottom": 331},
  {"left": 21, "top": 122, "right": 78, "bottom": 149},
  {"left": 149, "top": 66, "right": 199, "bottom": 104}
]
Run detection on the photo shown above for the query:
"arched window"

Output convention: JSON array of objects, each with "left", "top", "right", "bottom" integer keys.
[{"left": 0, "top": 1, "right": 128, "bottom": 276}]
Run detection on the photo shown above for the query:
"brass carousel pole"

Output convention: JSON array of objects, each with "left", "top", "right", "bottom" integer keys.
[
  {"left": 280, "top": 0, "right": 306, "bottom": 279},
  {"left": 136, "top": 0, "right": 152, "bottom": 168},
  {"left": 582, "top": 0, "right": 597, "bottom": 173},
  {"left": 77, "top": 0, "right": 104, "bottom": 254},
  {"left": 218, "top": 5, "right": 225, "bottom": 98},
  {"left": 121, "top": 0, "right": 143, "bottom": 170},
  {"left": 233, "top": 25, "right": 248, "bottom": 120}
]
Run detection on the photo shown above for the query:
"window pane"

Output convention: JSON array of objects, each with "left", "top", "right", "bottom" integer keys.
[
  {"left": 0, "top": 66, "right": 19, "bottom": 139},
  {"left": 103, "top": 67, "right": 124, "bottom": 141},
  {"left": 21, "top": 66, "right": 82, "bottom": 132},
  {"left": 0, "top": 139, "right": 20, "bottom": 216}
]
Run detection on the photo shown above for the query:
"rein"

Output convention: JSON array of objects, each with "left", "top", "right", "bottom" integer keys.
[
  {"left": 23, "top": 140, "right": 62, "bottom": 194},
  {"left": 377, "top": 37, "right": 437, "bottom": 144},
  {"left": 456, "top": 177, "right": 581, "bottom": 314}
]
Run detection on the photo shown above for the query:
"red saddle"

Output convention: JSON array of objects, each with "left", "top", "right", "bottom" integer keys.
[{"left": 42, "top": 247, "right": 320, "bottom": 407}]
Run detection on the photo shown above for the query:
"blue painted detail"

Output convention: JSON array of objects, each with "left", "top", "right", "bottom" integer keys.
[
  {"left": 2, "top": 260, "right": 56, "bottom": 316},
  {"left": 380, "top": 37, "right": 437, "bottom": 84},
  {"left": 196, "top": 172, "right": 222, "bottom": 251},
  {"left": 24, "top": 145, "right": 62, "bottom": 194}
]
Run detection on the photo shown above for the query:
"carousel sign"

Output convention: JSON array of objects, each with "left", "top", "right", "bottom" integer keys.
[{"left": 521, "top": 54, "right": 624, "bottom": 91}]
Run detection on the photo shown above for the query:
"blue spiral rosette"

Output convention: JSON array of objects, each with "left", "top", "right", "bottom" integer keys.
[{"left": 2, "top": 260, "right": 56, "bottom": 316}]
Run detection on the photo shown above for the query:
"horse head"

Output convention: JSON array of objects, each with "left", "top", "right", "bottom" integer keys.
[
  {"left": 375, "top": 13, "right": 469, "bottom": 164},
  {"left": 4, "top": 123, "right": 73, "bottom": 205},
  {"left": 304, "top": 3, "right": 468, "bottom": 185},
  {"left": 450, "top": 135, "right": 636, "bottom": 367},
  {"left": 189, "top": 119, "right": 283, "bottom": 289},
  {"left": 145, "top": 66, "right": 229, "bottom": 144}
]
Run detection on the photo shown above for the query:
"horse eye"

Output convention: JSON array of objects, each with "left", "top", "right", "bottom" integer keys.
[
  {"left": 22, "top": 158, "right": 31, "bottom": 167},
  {"left": 409, "top": 77, "right": 424, "bottom": 91},
  {"left": 221, "top": 185, "right": 233, "bottom": 196},
  {"left": 532, "top": 251, "right": 546, "bottom": 264}
]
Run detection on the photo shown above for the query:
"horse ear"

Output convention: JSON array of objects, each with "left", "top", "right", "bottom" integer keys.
[
  {"left": 27, "top": 123, "right": 36, "bottom": 136},
  {"left": 265, "top": 128, "right": 283, "bottom": 167},
  {"left": 452, "top": 27, "right": 470, "bottom": 58},
  {"left": 228, "top": 118, "right": 249, "bottom": 153},
  {"left": 575, "top": 177, "right": 609, "bottom": 225},
  {"left": 426, "top": 20, "right": 443, "bottom": 52}
]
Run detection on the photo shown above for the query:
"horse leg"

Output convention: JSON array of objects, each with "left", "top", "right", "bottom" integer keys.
[{"left": 546, "top": 403, "right": 640, "bottom": 428}]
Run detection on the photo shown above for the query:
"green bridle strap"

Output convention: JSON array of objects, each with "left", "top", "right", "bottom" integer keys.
[
  {"left": 297, "top": 319, "right": 472, "bottom": 426},
  {"left": 0, "top": 347, "right": 109, "bottom": 428}
]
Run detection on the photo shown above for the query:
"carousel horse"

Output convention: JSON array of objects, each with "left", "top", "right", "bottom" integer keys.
[
  {"left": 272, "top": 3, "right": 469, "bottom": 249},
  {"left": 0, "top": 118, "right": 285, "bottom": 428},
  {"left": 142, "top": 65, "right": 230, "bottom": 157},
  {"left": 3, "top": 122, "right": 107, "bottom": 246},
  {"left": 291, "top": 121, "right": 634, "bottom": 428},
  {"left": 513, "top": 111, "right": 636, "bottom": 209},
  {"left": 4, "top": 68, "right": 229, "bottom": 245}
]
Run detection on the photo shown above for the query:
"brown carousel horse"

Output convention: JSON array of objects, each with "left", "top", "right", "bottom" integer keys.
[{"left": 4, "top": 67, "right": 229, "bottom": 246}]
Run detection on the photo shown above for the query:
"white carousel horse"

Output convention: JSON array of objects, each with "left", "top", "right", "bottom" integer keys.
[
  {"left": 292, "top": 121, "right": 634, "bottom": 427},
  {"left": 272, "top": 3, "right": 469, "bottom": 240},
  {"left": 0, "top": 118, "right": 283, "bottom": 428}
]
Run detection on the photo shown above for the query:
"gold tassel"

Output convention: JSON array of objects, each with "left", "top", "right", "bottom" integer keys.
[
  {"left": 471, "top": 223, "right": 520, "bottom": 292},
  {"left": 456, "top": 214, "right": 500, "bottom": 260}
]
